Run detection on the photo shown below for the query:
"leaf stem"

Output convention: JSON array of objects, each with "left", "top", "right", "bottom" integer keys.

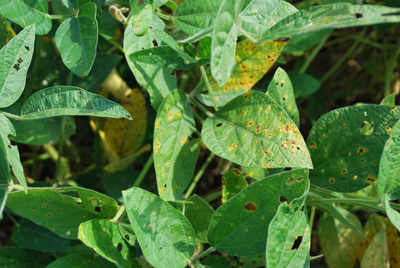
[
  {"left": 24, "top": 36, "right": 42, "bottom": 99},
  {"left": 132, "top": 153, "right": 154, "bottom": 187},
  {"left": 203, "top": 189, "right": 222, "bottom": 203},
  {"left": 55, "top": 116, "right": 66, "bottom": 182},
  {"left": 384, "top": 44, "right": 400, "bottom": 96},
  {"left": 200, "top": 66, "right": 218, "bottom": 112},
  {"left": 155, "top": 12, "right": 172, "bottom": 21},
  {"left": 185, "top": 153, "right": 215, "bottom": 199},
  {"left": 48, "top": 14, "right": 75, "bottom": 20},
  {"left": 179, "top": 26, "right": 213, "bottom": 44},
  {"left": 235, "top": 22, "right": 258, "bottom": 44},
  {"left": 0, "top": 111, "right": 22, "bottom": 121},
  {"left": 104, "top": 37, "right": 125, "bottom": 53},
  {"left": 189, "top": 97, "right": 213, "bottom": 117},
  {"left": 308, "top": 206, "right": 316, "bottom": 233},
  {"left": 110, "top": 204, "right": 126, "bottom": 224},
  {"left": 22, "top": 153, "right": 50, "bottom": 166},
  {"left": 299, "top": 33, "right": 331, "bottom": 74},
  {"left": 191, "top": 247, "right": 215, "bottom": 262}
]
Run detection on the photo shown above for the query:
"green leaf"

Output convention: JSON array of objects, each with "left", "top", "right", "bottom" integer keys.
[
  {"left": 242, "top": 166, "right": 283, "bottom": 180},
  {"left": 21, "top": 86, "right": 131, "bottom": 120},
  {"left": 0, "top": 25, "right": 35, "bottom": 108},
  {"left": 267, "top": 67, "right": 300, "bottom": 127},
  {"left": 197, "top": 37, "right": 212, "bottom": 66},
  {"left": 283, "top": 29, "right": 332, "bottom": 54},
  {"left": 6, "top": 187, "right": 119, "bottom": 239},
  {"left": 221, "top": 169, "right": 248, "bottom": 203},
  {"left": 360, "top": 229, "right": 390, "bottom": 268},
  {"left": 98, "top": 10, "right": 120, "bottom": 40},
  {"left": 317, "top": 208, "right": 363, "bottom": 268},
  {"left": 103, "top": 167, "right": 139, "bottom": 203},
  {"left": 0, "top": 247, "right": 52, "bottom": 267},
  {"left": 208, "top": 168, "right": 309, "bottom": 256},
  {"left": 46, "top": 254, "right": 114, "bottom": 268},
  {"left": 47, "top": 116, "right": 76, "bottom": 143},
  {"left": 123, "top": 187, "right": 196, "bottom": 268},
  {"left": 61, "top": 0, "right": 91, "bottom": 10},
  {"left": 287, "top": 72, "right": 321, "bottom": 98},
  {"left": 0, "top": 16, "right": 15, "bottom": 48},
  {"left": 238, "top": 0, "right": 282, "bottom": 23},
  {"left": 0, "top": 184, "right": 8, "bottom": 217},
  {"left": 0, "top": 1, "right": 51, "bottom": 35},
  {"left": 308, "top": 105, "right": 400, "bottom": 192},
  {"left": 384, "top": 195, "right": 400, "bottom": 232},
  {"left": 12, "top": 220, "right": 70, "bottom": 252},
  {"left": 55, "top": 2, "right": 98, "bottom": 76},
  {"left": 119, "top": 221, "right": 136, "bottom": 247},
  {"left": 78, "top": 219, "right": 137, "bottom": 268},
  {"left": 131, "top": 0, "right": 155, "bottom": 36},
  {"left": 185, "top": 194, "right": 214, "bottom": 243},
  {"left": 124, "top": 17, "right": 177, "bottom": 111},
  {"left": 380, "top": 93, "right": 396, "bottom": 106},
  {"left": 202, "top": 92, "right": 312, "bottom": 169},
  {"left": 154, "top": 89, "right": 200, "bottom": 201}
]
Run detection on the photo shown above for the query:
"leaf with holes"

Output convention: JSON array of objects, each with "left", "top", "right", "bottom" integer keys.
[
  {"left": 267, "top": 67, "right": 300, "bottom": 127},
  {"left": 185, "top": 195, "right": 214, "bottom": 243},
  {"left": 55, "top": 2, "right": 98, "bottom": 76},
  {"left": 307, "top": 105, "right": 400, "bottom": 192},
  {"left": 154, "top": 89, "right": 200, "bottom": 201},
  {"left": 79, "top": 219, "right": 137, "bottom": 268},
  {"left": 222, "top": 169, "right": 248, "bottom": 203},
  {"left": 131, "top": 0, "right": 154, "bottom": 36},
  {"left": 61, "top": 0, "right": 91, "bottom": 10},
  {"left": 0, "top": 0, "right": 51, "bottom": 35},
  {"left": 47, "top": 253, "right": 115, "bottom": 268},
  {"left": 0, "top": 25, "right": 35, "bottom": 108},
  {"left": 197, "top": 39, "right": 289, "bottom": 107},
  {"left": 6, "top": 187, "right": 119, "bottom": 239},
  {"left": 119, "top": 221, "right": 136, "bottom": 247},
  {"left": 380, "top": 93, "right": 396, "bottom": 106},
  {"left": 124, "top": 16, "right": 176, "bottom": 110},
  {"left": 123, "top": 187, "right": 196, "bottom": 268},
  {"left": 317, "top": 208, "right": 363, "bottom": 268},
  {"left": 21, "top": 86, "right": 131, "bottom": 120},
  {"left": 207, "top": 169, "right": 308, "bottom": 256},
  {"left": 202, "top": 92, "right": 312, "bottom": 169}
]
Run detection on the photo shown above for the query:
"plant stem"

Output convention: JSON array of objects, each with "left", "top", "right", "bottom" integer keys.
[
  {"left": 384, "top": 44, "right": 400, "bottom": 96},
  {"left": 203, "top": 190, "right": 222, "bottom": 203},
  {"left": 64, "top": 163, "right": 96, "bottom": 179},
  {"left": 189, "top": 97, "right": 213, "bottom": 117},
  {"left": 22, "top": 153, "right": 50, "bottom": 166},
  {"left": 48, "top": 14, "right": 75, "bottom": 20},
  {"left": 55, "top": 116, "right": 66, "bottom": 182},
  {"left": 110, "top": 205, "right": 126, "bottom": 224},
  {"left": 179, "top": 73, "right": 189, "bottom": 91},
  {"left": 179, "top": 26, "right": 213, "bottom": 43},
  {"left": 24, "top": 36, "right": 42, "bottom": 98},
  {"left": 307, "top": 197, "right": 379, "bottom": 205},
  {"left": 11, "top": 184, "right": 27, "bottom": 192},
  {"left": 308, "top": 206, "right": 316, "bottom": 233},
  {"left": 0, "top": 111, "right": 22, "bottom": 121},
  {"left": 104, "top": 37, "right": 125, "bottom": 53},
  {"left": 155, "top": 12, "right": 172, "bottom": 21},
  {"left": 200, "top": 66, "right": 218, "bottom": 112},
  {"left": 133, "top": 153, "right": 154, "bottom": 187},
  {"left": 192, "top": 110, "right": 205, "bottom": 125},
  {"left": 185, "top": 153, "right": 215, "bottom": 199},
  {"left": 299, "top": 33, "right": 331, "bottom": 74},
  {"left": 191, "top": 247, "right": 215, "bottom": 262}
]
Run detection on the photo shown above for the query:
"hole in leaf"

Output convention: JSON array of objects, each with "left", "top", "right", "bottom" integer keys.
[
  {"left": 76, "top": 202, "right": 81, "bottom": 205},
  {"left": 125, "top": 235, "right": 130, "bottom": 240},
  {"left": 284, "top": 167, "right": 292, "bottom": 171},
  {"left": 291, "top": 236, "right": 303, "bottom": 250},
  {"left": 300, "top": 205, "right": 305, "bottom": 212},
  {"left": 164, "top": 184, "right": 167, "bottom": 188},
  {"left": 94, "top": 206, "right": 101, "bottom": 213},
  {"left": 355, "top": 13, "right": 362, "bottom": 18},
  {"left": 117, "top": 242, "right": 123, "bottom": 253},
  {"left": 216, "top": 123, "right": 223, "bottom": 127},
  {"left": 279, "top": 196, "right": 289, "bottom": 203},
  {"left": 25, "top": 46, "right": 30, "bottom": 51},
  {"left": 13, "top": 63, "right": 21, "bottom": 71},
  {"left": 280, "top": 83, "right": 284, "bottom": 87},
  {"left": 360, "top": 121, "right": 374, "bottom": 135},
  {"left": 8, "top": 145, "right": 11, "bottom": 149}
]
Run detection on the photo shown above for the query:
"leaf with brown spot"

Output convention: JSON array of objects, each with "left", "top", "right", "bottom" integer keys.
[{"left": 222, "top": 169, "right": 248, "bottom": 203}]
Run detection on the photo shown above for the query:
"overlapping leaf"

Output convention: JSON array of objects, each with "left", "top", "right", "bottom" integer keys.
[
  {"left": 123, "top": 187, "right": 196, "bottom": 268},
  {"left": 185, "top": 195, "right": 214, "bottom": 243},
  {"left": 380, "top": 93, "right": 396, "bottom": 106},
  {"left": 55, "top": 2, "right": 98, "bottom": 76},
  {"left": 0, "top": 247, "right": 52, "bottom": 267},
  {"left": 61, "top": 0, "right": 90, "bottom": 10},
  {"left": 131, "top": 0, "right": 155, "bottom": 36},
  {"left": 0, "top": 184, "right": 7, "bottom": 217},
  {"left": 307, "top": 105, "right": 400, "bottom": 192},
  {"left": 208, "top": 169, "right": 308, "bottom": 256},
  {"left": 47, "top": 254, "right": 114, "bottom": 268},
  {"left": 360, "top": 230, "right": 389, "bottom": 268},
  {"left": 221, "top": 169, "right": 248, "bottom": 203},
  {"left": 384, "top": 195, "right": 400, "bottom": 232},
  {"left": 202, "top": 92, "right": 312, "bottom": 169},
  {"left": 242, "top": 166, "right": 283, "bottom": 180},
  {"left": 0, "top": 25, "right": 35, "bottom": 108},
  {"left": 287, "top": 72, "right": 321, "bottom": 98},
  {"left": 0, "top": 16, "right": 15, "bottom": 47},
  {"left": 154, "top": 89, "right": 200, "bottom": 200},
  {"left": 283, "top": 29, "right": 332, "bottom": 54}
]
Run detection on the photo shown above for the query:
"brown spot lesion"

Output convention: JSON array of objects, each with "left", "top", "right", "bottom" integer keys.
[
  {"left": 309, "top": 142, "right": 316, "bottom": 149},
  {"left": 168, "top": 112, "right": 173, "bottom": 121},
  {"left": 279, "top": 124, "right": 298, "bottom": 134},
  {"left": 244, "top": 202, "right": 257, "bottom": 211},
  {"left": 228, "top": 142, "right": 239, "bottom": 151},
  {"left": 233, "top": 169, "right": 241, "bottom": 175},
  {"left": 365, "top": 176, "right": 377, "bottom": 184},
  {"left": 342, "top": 169, "right": 347, "bottom": 174},
  {"left": 386, "top": 126, "right": 392, "bottom": 133},
  {"left": 391, "top": 106, "right": 396, "bottom": 111},
  {"left": 247, "top": 120, "right": 254, "bottom": 127},
  {"left": 255, "top": 124, "right": 261, "bottom": 133},
  {"left": 357, "top": 147, "right": 368, "bottom": 155},
  {"left": 329, "top": 178, "right": 335, "bottom": 184}
]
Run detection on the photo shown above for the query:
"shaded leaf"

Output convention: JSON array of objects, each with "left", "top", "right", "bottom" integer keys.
[
  {"left": 61, "top": 0, "right": 91, "bottom": 10},
  {"left": 98, "top": 10, "right": 119, "bottom": 40},
  {"left": 55, "top": 2, "right": 98, "bottom": 76},
  {"left": 185, "top": 194, "right": 214, "bottom": 243},
  {"left": 380, "top": 93, "right": 396, "bottom": 106},
  {"left": 287, "top": 72, "right": 321, "bottom": 98},
  {"left": 202, "top": 92, "right": 312, "bottom": 169},
  {"left": 360, "top": 229, "right": 389, "bottom": 268},
  {"left": 308, "top": 105, "right": 400, "bottom": 192},
  {"left": 0, "top": 184, "right": 7, "bottom": 217},
  {"left": 119, "top": 221, "right": 137, "bottom": 247},
  {"left": 131, "top": 0, "right": 155, "bottom": 36},
  {"left": 103, "top": 166, "right": 140, "bottom": 203},
  {"left": 197, "top": 37, "right": 212, "bottom": 66},
  {"left": 242, "top": 166, "right": 283, "bottom": 180},
  {"left": 208, "top": 169, "right": 308, "bottom": 256},
  {"left": 47, "top": 254, "right": 114, "bottom": 268},
  {"left": 154, "top": 89, "right": 200, "bottom": 201},
  {"left": 201, "top": 256, "right": 232, "bottom": 268},
  {"left": 0, "top": 1, "right": 51, "bottom": 35},
  {"left": 0, "top": 16, "right": 15, "bottom": 47},
  {"left": 0, "top": 247, "right": 52, "bottom": 268},
  {"left": 21, "top": 86, "right": 131, "bottom": 120},
  {"left": 123, "top": 187, "right": 196, "bottom": 268},
  {"left": 103, "top": 144, "right": 151, "bottom": 173},
  {"left": 222, "top": 169, "right": 248, "bottom": 203},
  {"left": 0, "top": 25, "right": 35, "bottom": 108},
  {"left": 283, "top": 29, "right": 332, "bottom": 54},
  {"left": 47, "top": 116, "right": 76, "bottom": 143}
]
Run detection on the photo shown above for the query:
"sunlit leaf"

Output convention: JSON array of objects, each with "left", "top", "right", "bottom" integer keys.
[
  {"left": 380, "top": 93, "right": 396, "bottom": 106},
  {"left": 0, "top": 184, "right": 8, "bottom": 217},
  {"left": 384, "top": 195, "right": 400, "bottom": 232},
  {"left": 242, "top": 166, "right": 283, "bottom": 180},
  {"left": 185, "top": 194, "right": 214, "bottom": 243},
  {"left": 221, "top": 169, "right": 248, "bottom": 203},
  {"left": 131, "top": 0, "right": 154, "bottom": 36}
]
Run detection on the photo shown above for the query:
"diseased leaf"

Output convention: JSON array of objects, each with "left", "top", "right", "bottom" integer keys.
[
  {"left": 131, "top": 0, "right": 155, "bottom": 36},
  {"left": 384, "top": 195, "right": 400, "bottom": 232},
  {"left": 185, "top": 194, "right": 214, "bottom": 243},
  {"left": 0, "top": 1, "right": 51, "bottom": 35},
  {"left": 21, "top": 86, "right": 131, "bottom": 120},
  {"left": 6, "top": 187, "right": 119, "bottom": 239},
  {"left": 308, "top": 105, "right": 400, "bottom": 192},
  {"left": 0, "top": 25, "right": 35, "bottom": 108},
  {"left": 79, "top": 219, "right": 137, "bottom": 268},
  {"left": 360, "top": 229, "right": 389, "bottom": 268},
  {"left": 242, "top": 166, "right": 283, "bottom": 180},
  {"left": 221, "top": 169, "right": 248, "bottom": 203},
  {"left": 123, "top": 187, "right": 196, "bottom": 268},
  {"left": 0, "top": 247, "right": 52, "bottom": 268},
  {"left": 55, "top": 2, "right": 98, "bottom": 76},
  {"left": 124, "top": 16, "right": 177, "bottom": 110},
  {"left": 267, "top": 67, "right": 300, "bottom": 127},
  {"left": 294, "top": 0, "right": 359, "bottom": 9},
  {"left": 119, "top": 221, "right": 136, "bottom": 247},
  {"left": 317, "top": 208, "right": 363, "bottom": 268},
  {"left": 0, "top": 16, "right": 15, "bottom": 47},
  {"left": 61, "top": 0, "right": 90, "bottom": 10},
  {"left": 154, "top": 89, "right": 200, "bottom": 200},
  {"left": 287, "top": 72, "right": 321, "bottom": 98},
  {"left": 202, "top": 92, "right": 312, "bottom": 169},
  {"left": 208, "top": 169, "right": 308, "bottom": 256},
  {"left": 380, "top": 93, "right": 396, "bottom": 106},
  {"left": 197, "top": 39, "right": 289, "bottom": 107},
  {"left": 46, "top": 254, "right": 114, "bottom": 268}
]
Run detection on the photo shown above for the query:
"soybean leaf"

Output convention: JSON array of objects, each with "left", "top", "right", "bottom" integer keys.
[
  {"left": 55, "top": 2, "right": 98, "bottom": 76},
  {"left": 78, "top": 219, "right": 137, "bottom": 268},
  {"left": 0, "top": 247, "right": 53, "bottom": 267},
  {"left": 307, "top": 105, "right": 400, "bottom": 192},
  {"left": 380, "top": 93, "right": 396, "bottom": 106},
  {"left": 12, "top": 220, "right": 70, "bottom": 252},
  {"left": 0, "top": 1, "right": 51, "bottom": 35},
  {"left": 242, "top": 166, "right": 283, "bottom": 180},
  {"left": 222, "top": 169, "right": 248, "bottom": 203},
  {"left": 47, "top": 254, "right": 114, "bottom": 268},
  {"left": 119, "top": 221, "right": 136, "bottom": 247},
  {"left": 0, "top": 25, "right": 35, "bottom": 108},
  {"left": 185, "top": 195, "right": 214, "bottom": 243},
  {"left": 317, "top": 208, "right": 363, "bottom": 268},
  {"left": 267, "top": 67, "right": 300, "bottom": 127},
  {"left": 202, "top": 92, "right": 312, "bottom": 169},
  {"left": 131, "top": 0, "right": 155, "bottom": 36},
  {"left": 208, "top": 169, "right": 308, "bottom": 256},
  {"left": 0, "top": 16, "right": 15, "bottom": 48},
  {"left": 123, "top": 187, "right": 196, "bottom": 268},
  {"left": 197, "top": 39, "right": 289, "bottom": 107},
  {"left": 287, "top": 72, "right": 321, "bottom": 98},
  {"left": 124, "top": 16, "right": 177, "bottom": 110},
  {"left": 6, "top": 187, "right": 119, "bottom": 239},
  {"left": 197, "top": 37, "right": 212, "bottom": 66},
  {"left": 283, "top": 29, "right": 332, "bottom": 54},
  {"left": 98, "top": 10, "right": 119, "bottom": 40},
  {"left": 201, "top": 256, "right": 232, "bottom": 268},
  {"left": 384, "top": 195, "right": 400, "bottom": 232},
  {"left": 238, "top": 0, "right": 283, "bottom": 23},
  {"left": 294, "top": 0, "right": 359, "bottom": 9},
  {"left": 103, "top": 166, "right": 139, "bottom": 202},
  {"left": 47, "top": 116, "right": 76, "bottom": 143},
  {"left": 0, "top": 184, "right": 7, "bottom": 217},
  {"left": 61, "top": 0, "right": 91, "bottom": 10},
  {"left": 360, "top": 229, "right": 390, "bottom": 268},
  {"left": 154, "top": 89, "right": 200, "bottom": 201},
  {"left": 21, "top": 86, "right": 131, "bottom": 120},
  {"left": 103, "top": 144, "right": 151, "bottom": 173}
]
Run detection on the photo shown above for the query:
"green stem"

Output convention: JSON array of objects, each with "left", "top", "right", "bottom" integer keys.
[
  {"left": 185, "top": 153, "right": 215, "bottom": 199},
  {"left": 189, "top": 97, "right": 213, "bottom": 117},
  {"left": 384, "top": 44, "right": 400, "bottom": 96},
  {"left": 203, "top": 190, "right": 222, "bottom": 203},
  {"left": 180, "top": 26, "right": 213, "bottom": 43},
  {"left": 179, "top": 73, "right": 189, "bottom": 91},
  {"left": 0, "top": 111, "right": 22, "bottom": 121},
  {"left": 320, "top": 27, "right": 366, "bottom": 83},
  {"left": 104, "top": 37, "right": 125, "bottom": 53},
  {"left": 24, "top": 36, "right": 42, "bottom": 98},
  {"left": 307, "top": 197, "right": 379, "bottom": 205},
  {"left": 64, "top": 163, "right": 96, "bottom": 179},
  {"left": 11, "top": 185, "right": 27, "bottom": 192},
  {"left": 191, "top": 247, "right": 215, "bottom": 262},
  {"left": 48, "top": 14, "right": 75, "bottom": 20},
  {"left": 200, "top": 66, "right": 218, "bottom": 112},
  {"left": 308, "top": 206, "right": 316, "bottom": 233},
  {"left": 55, "top": 116, "right": 66, "bottom": 182},
  {"left": 110, "top": 205, "right": 126, "bottom": 224},
  {"left": 5, "top": 210, "right": 19, "bottom": 227},
  {"left": 192, "top": 110, "right": 205, "bottom": 125},
  {"left": 299, "top": 33, "right": 330, "bottom": 74},
  {"left": 155, "top": 12, "right": 172, "bottom": 21},
  {"left": 133, "top": 153, "right": 154, "bottom": 187},
  {"left": 235, "top": 22, "right": 258, "bottom": 44},
  {"left": 22, "top": 153, "right": 50, "bottom": 166}
]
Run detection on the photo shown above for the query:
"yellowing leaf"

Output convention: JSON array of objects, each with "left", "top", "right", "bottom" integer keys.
[
  {"left": 197, "top": 38, "right": 289, "bottom": 107},
  {"left": 104, "top": 89, "right": 147, "bottom": 157},
  {"left": 0, "top": 16, "right": 15, "bottom": 47},
  {"left": 222, "top": 169, "right": 248, "bottom": 203}
]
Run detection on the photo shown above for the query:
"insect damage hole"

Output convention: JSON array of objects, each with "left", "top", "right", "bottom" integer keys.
[
  {"left": 279, "top": 196, "right": 289, "bottom": 203},
  {"left": 355, "top": 13, "right": 362, "bottom": 18},
  {"left": 117, "top": 242, "right": 123, "bottom": 253},
  {"left": 360, "top": 121, "right": 374, "bottom": 136},
  {"left": 216, "top": 123, "right": 223, "bottom": 127},
  {"left": 291, "top": 235, "right": 303, "bottom": 250}
]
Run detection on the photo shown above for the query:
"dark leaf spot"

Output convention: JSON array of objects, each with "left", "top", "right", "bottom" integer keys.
[
  {"left": 279, "top": 196, "right": 289, "bottom": 203},
  {"left": 244, "top": 202, "right": 257, "bottom": 211},
  {"left": 355, "top": 13, "right": 362, "bottom": 18},
  {"left": 216, "top": 123, "right": 223, "bottom": 127},
  {"left": 291, "top": 236, "right": 303, "bottom": 250},
  {"left": 300, "top": 205, "right": 305, "bottom": 212},
  {"left": 117, "top": 242, "right": 123, "bottom": 253},
  {"left": 94, "top": 206, "right": 101, "bottom": 213},
  {"left": 25, "top": 46, "right": 30, "bottom": 51},
  {"left": 125, "top": 235, "right": 130, "bottom": 240}
]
